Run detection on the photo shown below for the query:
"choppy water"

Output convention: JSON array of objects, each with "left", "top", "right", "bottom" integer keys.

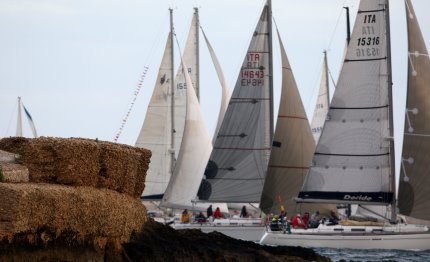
[{"left": 315, "top": 248, "right": 430, "bottom": 262}]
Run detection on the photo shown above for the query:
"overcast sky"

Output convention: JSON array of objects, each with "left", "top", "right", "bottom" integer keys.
[{"left": 1, "top": 0, "right": 429, "bottom": 174}]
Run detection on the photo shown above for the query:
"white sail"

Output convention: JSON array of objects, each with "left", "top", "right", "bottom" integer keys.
[
  {"left": 135, "top": 33, "right": 174, "bottom": 198},
  {"left": 200, "top": 29, "right": 231, "bottom": 143},
  {"left": 173, "top": 13, "right": 199, "bottom": 160},
  {"left": 260, "top": 31, "right": 336, "bottom": 215},
  {"left": 161, "top": 60, "right": 212, "bottom": 210},
  {"left": 398, "top": 0, "right": 430, "bottom": 222},
  {"left": 136, "top": 11, "right": 199, "bottom": 198},
  {"left": 298, "top": 0, "right": 394, "bottom": 205},
  {"left": 197, "top": 2, "right": 272, "bottom": 203},
  {"left": 310, "top": 52, "right": 330, "bottom": 143},
  {"left": 16, "top": 97, "right": 23, "bottom": 137}
]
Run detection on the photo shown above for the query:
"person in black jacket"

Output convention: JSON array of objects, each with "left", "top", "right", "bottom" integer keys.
[{"left": 207, "top": 204, "right": 213, "bottom": 218}]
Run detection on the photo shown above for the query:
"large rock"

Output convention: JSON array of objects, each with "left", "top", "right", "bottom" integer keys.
[
  {"left": 0, "top": 183, "right": 148, "bottom": 244},
  {"left": 0, "top": 137, "right": 151, "bottom": 198}
]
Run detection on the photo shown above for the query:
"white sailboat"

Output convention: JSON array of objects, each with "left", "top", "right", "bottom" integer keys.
[
  {"left": 260, "top": 0, "right": 430, "bottom": 250},
  {"left": 136, "top": 7, "right": 232, "bottom": 201}
]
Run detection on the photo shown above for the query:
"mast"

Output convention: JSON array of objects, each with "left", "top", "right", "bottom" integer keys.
[
  {"left": 16, "top": 97, "right": 22, "bottom": 137},
  {"left": 343, "top": 7, "right": 351, "bottom": 44},
  {"left": 385, "top": 0, "right": 396, "bottom": 223},
  {"left": 169, "top": 8, "right": 176, "bottom": 176},
  {"left": 323, "top": 50, "right": 330, "bottom": 107},
  {"left": 268, "top": 0, "right": 274, "bottom": 142},
  {"left": 194, "top": 7, "right": 200, "bottom": 101}
]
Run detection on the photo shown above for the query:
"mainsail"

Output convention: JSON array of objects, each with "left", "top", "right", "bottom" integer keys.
[
  {"left": 310, "top": 51, "right": 330, "bottom": 143},
  {"left": 260, "top": 31, "right": 335, "bottom": 215},
  {"left": 198, "top": 1, "right": 273, "bottom": 203},
  {"left": 135, "top": 32, "right": 174, "bottom": 198},
  {"left": 298, "top": 0, "right": 395, "bottom": 206},
  {"left": 161, "top": 60, "right": 212, "bottom": 209},
  {"left": 398, "top": 0, "right": 430, "bottom": 222}
]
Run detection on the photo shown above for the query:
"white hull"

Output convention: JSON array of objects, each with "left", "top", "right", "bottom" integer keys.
[
  {"left": 260, "top": 224, "right": 430, "bottom": 250},
  {"left": 172, "top": 218, "right": 265, "bottom": 242}
]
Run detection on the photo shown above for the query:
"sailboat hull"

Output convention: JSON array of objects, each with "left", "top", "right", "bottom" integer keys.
[
  {"left": 260, "top": 224, "right": 430, "bottom": 250},
  {"left": 173, "top": 221, "right": 265, "bottom": 242}
]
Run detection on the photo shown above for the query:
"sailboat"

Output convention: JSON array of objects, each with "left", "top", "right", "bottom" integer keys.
[
  {"left": 135, "top": 7, "right": 232, "bottom": 201},
  {"left": 260, "top": 0, "right": 430, "bottom": 250},
  {"left": 15, "top": 97, "right": 38, "bottom": 138},
  {"left": 170, "top": 0, "right": 277, "bottom": 242}
]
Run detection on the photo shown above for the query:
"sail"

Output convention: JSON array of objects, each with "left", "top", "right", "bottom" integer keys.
[
  {"left": 136, "top": 11, "right": 199, "bottom": 198},
  {"left": 398, "top": 0, "right": 430, "bottom": 221},
  {"left": 16, "top": 97, "right": 23, "bottom": 137},
  {"left": 310, "top": 52, "right": 330, "bottom": 143},
  {"left": 201, "top": 29, "right": 232, "bottom": 143},
  {"left": 161, "top": 60, "right": 212, "bottom": 209},
  {"left": 135, "top": 33, "right": 174, "bottom": 198},
  {"left": 173, "top": 13, "right": 199, "bottom": 160},
  {"left": 260, "top": 31, "right": 335, "bottom": 215},
  {"left": 22, "top": 103, "right": 38, "bottom": 138},
  {"left": 197, "top": 2, "right": 272, "bottom": 203},
  {"left": 298, "top": 0, "right": 394, "bottom": 205}
]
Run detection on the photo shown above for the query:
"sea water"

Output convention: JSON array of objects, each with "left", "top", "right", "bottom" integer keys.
[{"left": 315, "top": 248, "right": 430, "bottom": 262}]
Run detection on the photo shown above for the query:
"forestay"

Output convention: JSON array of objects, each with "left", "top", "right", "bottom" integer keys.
[{"left": 298, "top": 0, "right": 395, "bottom": 205}]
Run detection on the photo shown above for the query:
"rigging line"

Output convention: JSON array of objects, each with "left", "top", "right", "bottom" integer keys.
[
  {"left": 326, "top": 2, "right": 347, "bottom": 51},
  {"left": 305, "top": 54, "right": 325, "bottom": 114},
  {"left": 3, "top": 100, "right": 17, "bottom": 137},
  {"left": 328, "top": 68, "right": 337, "bottom": 89},
  {"left": 113, "top": 12, "right": 170, "bottom": 142}
]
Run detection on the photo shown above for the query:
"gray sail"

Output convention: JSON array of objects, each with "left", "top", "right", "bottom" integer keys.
[
  {"left": 298, "top": 0, "right": 395, "bottom": 205},
  {"left": 260, "top": 30, "right": 336, "bottom": 215},
  {"left": 198, "top": 2, "right": 272, "bottom": 203},
  {"left": 398, "top": 0, "right": 430, "bottom": 221}
]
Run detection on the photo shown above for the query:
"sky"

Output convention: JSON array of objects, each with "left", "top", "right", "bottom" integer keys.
[{"left": 1, "top": 0, "right": 429, "bottom": 176}]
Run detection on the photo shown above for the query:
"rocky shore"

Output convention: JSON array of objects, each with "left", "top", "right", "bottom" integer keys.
[{"left": 0, "top": 137, "right": 331, "bottom": 261}]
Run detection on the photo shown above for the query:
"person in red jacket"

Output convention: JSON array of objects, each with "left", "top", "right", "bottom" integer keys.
[
  {"left": 302, "top": 212, "right": 310, "bottom": 228},
  {"left": 214, "top": 207, "right": 223, "bottom": 219},
  {"left": 291, "top": 214, "right": 306, "bottom": 229}
]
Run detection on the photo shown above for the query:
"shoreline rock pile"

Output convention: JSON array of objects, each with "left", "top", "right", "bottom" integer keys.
[{"left": 0, "top": 137, "right": 151, "bottom": 254}]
